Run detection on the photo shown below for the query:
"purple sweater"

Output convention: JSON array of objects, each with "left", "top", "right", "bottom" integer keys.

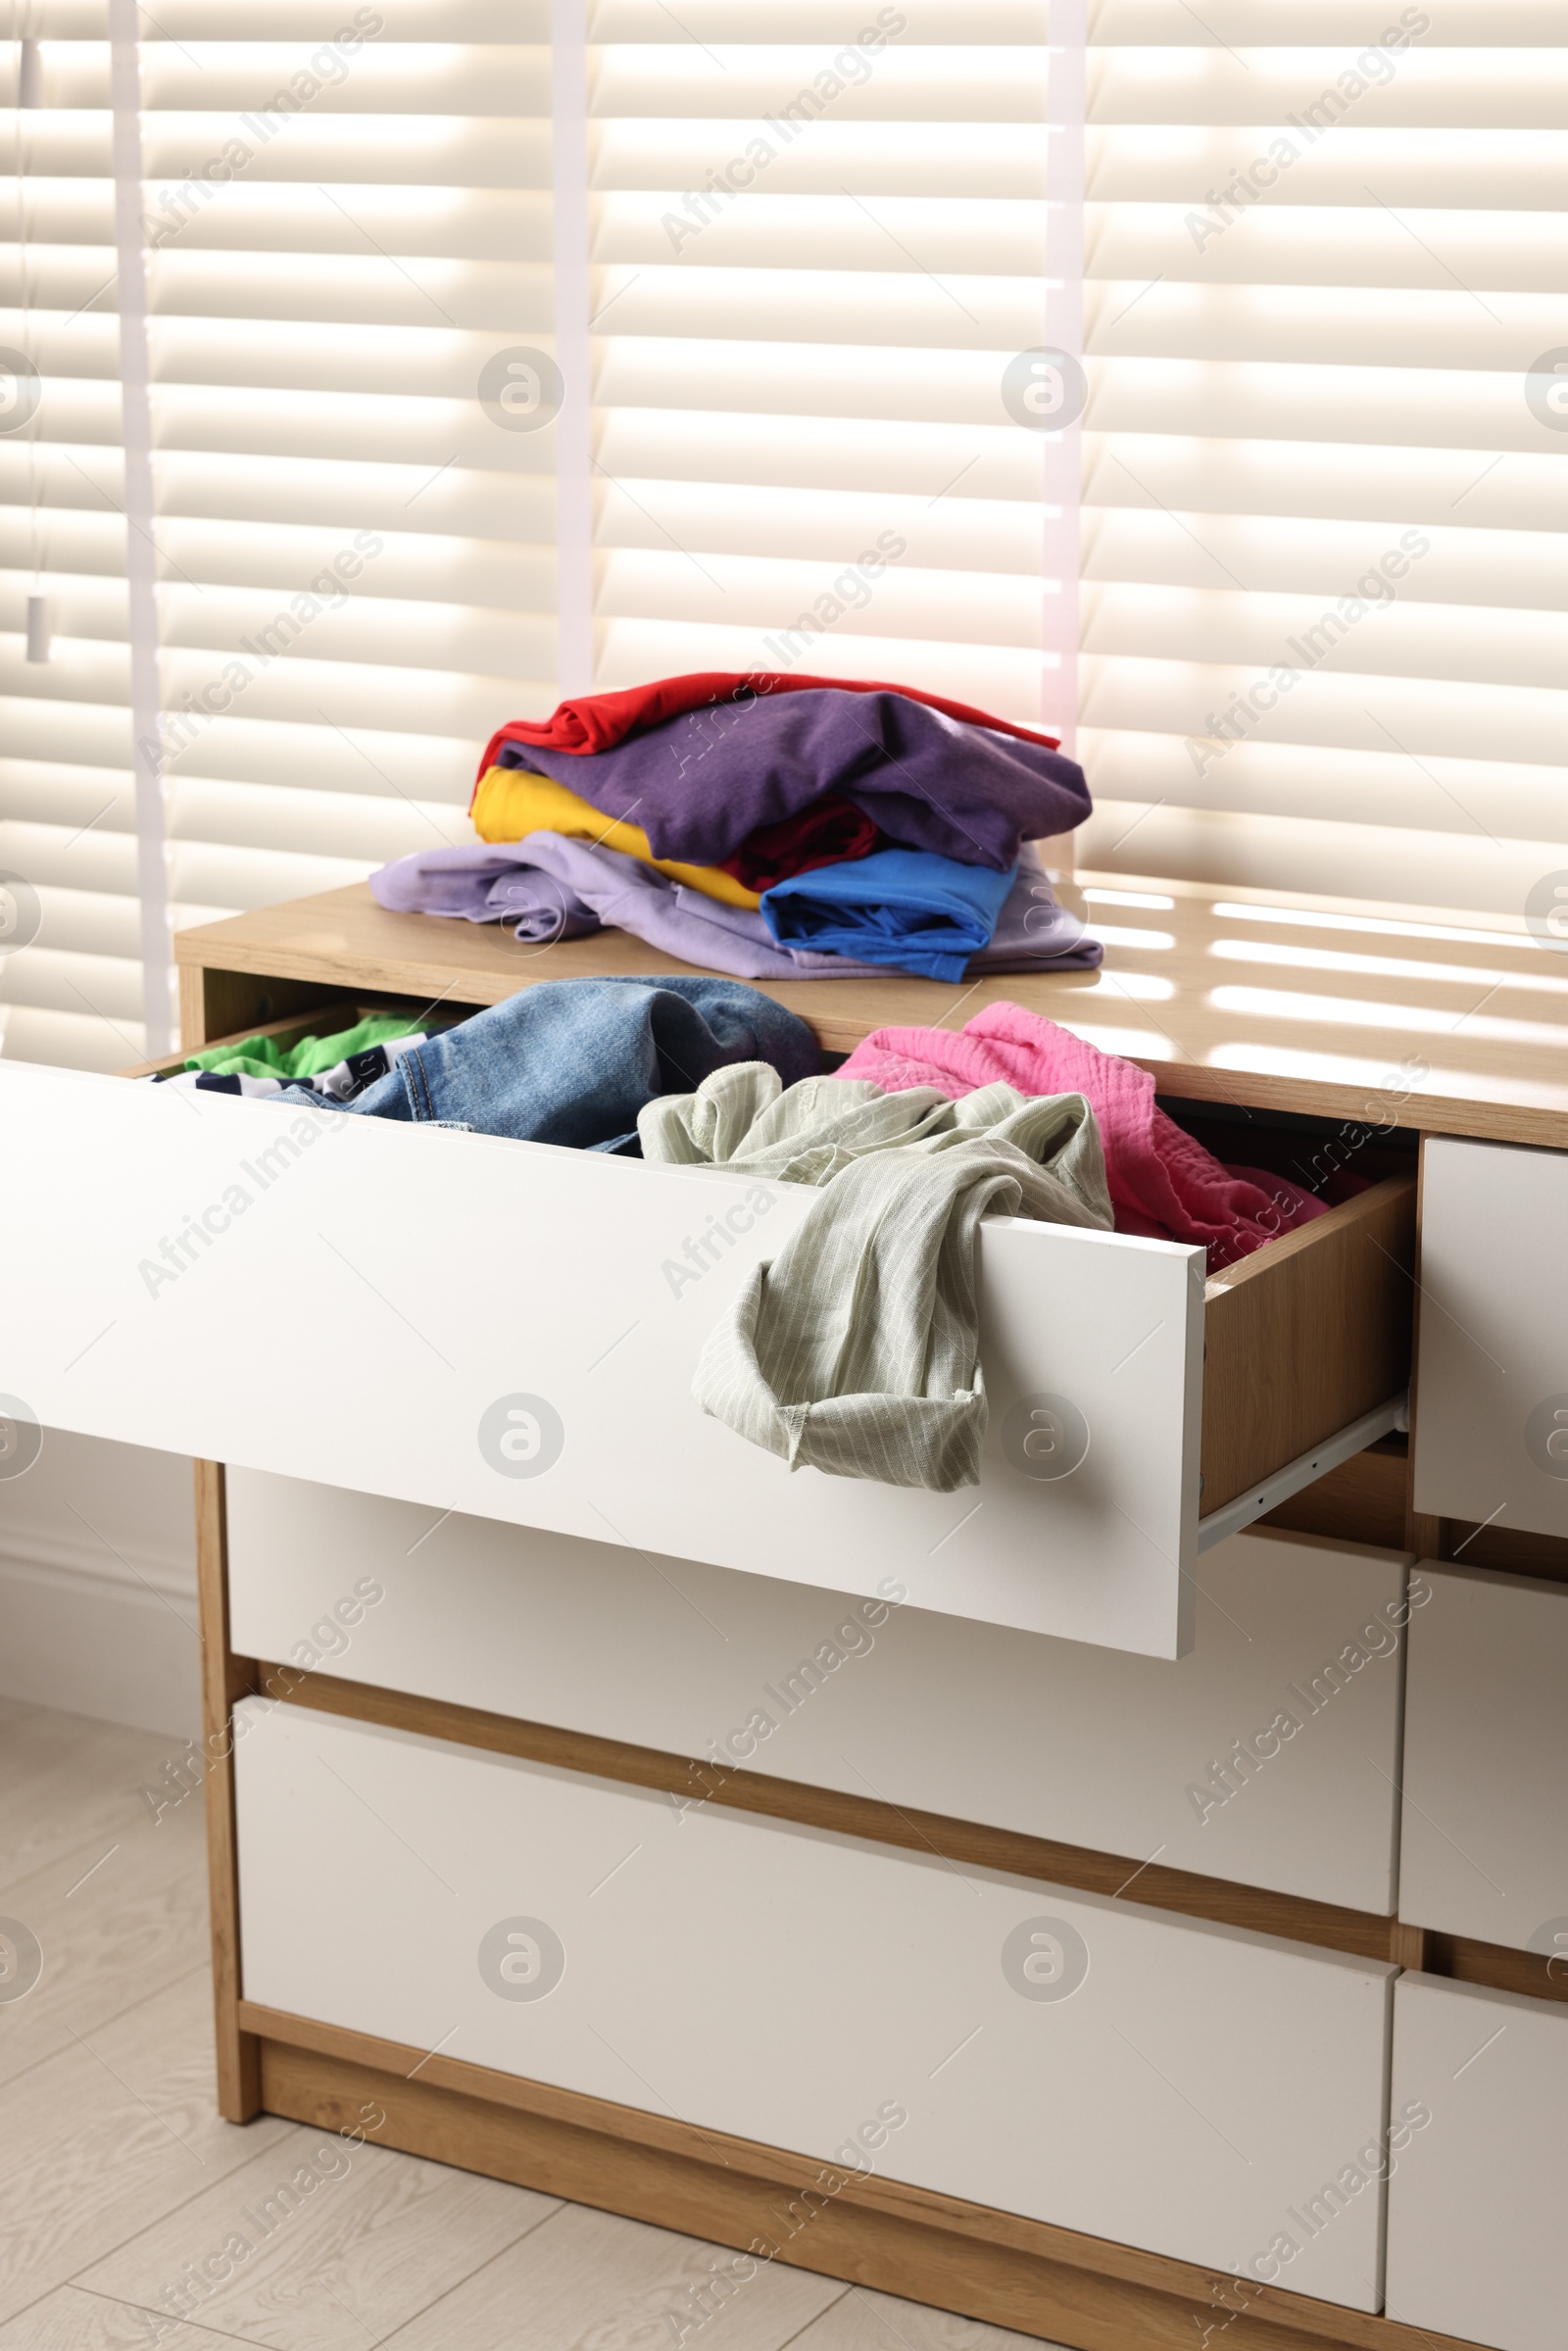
[{"left": 493, "top": 688, "right": 1091, "bottom": 872}]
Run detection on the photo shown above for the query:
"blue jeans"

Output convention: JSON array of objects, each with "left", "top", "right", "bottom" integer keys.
[{"left": 272, "top": 976, "right": 819, "bottom": 1151}]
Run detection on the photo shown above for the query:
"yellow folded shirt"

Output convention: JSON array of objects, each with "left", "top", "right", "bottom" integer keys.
[{"left": 471, "top": 765, "right": 762, "bottom": 910}]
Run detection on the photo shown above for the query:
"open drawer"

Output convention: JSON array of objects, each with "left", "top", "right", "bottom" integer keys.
[{"left": 0, "top": 1058, "right": 1413, "bottom": 1658}]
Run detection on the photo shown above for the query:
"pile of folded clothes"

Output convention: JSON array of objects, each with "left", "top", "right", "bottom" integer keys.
[{"left": 368, "top": 669, "right": 1102, "bottom": 984}]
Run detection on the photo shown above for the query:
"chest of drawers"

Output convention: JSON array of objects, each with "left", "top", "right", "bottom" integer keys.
[{"left": 5, "top": 870, "right": 1564, "bottom": 2351}]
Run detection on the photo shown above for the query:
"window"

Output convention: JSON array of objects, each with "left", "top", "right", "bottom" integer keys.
[
  {"left": 577, "top": 0, "right": 1080, "bottom": 731},
  {"left": 1074, "top": 2, "right": 1567, "bottom": 912},
  {"left": 5, "top": 1, "right": 549, "bottom": 1066},
  {"left": 3, "top": 2, "right": 1561, "bottom": 1071}
]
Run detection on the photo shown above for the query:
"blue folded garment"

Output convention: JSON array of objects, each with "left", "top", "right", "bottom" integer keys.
[{"left": 760, "top": 846, "right": 1018, "bottom": 984}]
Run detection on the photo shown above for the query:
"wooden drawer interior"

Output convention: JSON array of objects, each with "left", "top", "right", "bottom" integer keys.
[
  {"left": 1201, "top": 1173, "right": 1416, "bottom": 1516},
  {"left": 1154, "top": 1097, "right": 1418, "bottom": 1523}
]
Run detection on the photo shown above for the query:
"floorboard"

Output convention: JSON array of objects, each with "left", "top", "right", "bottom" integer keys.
[
  {"left": 375, "top": 2200, "right": 848, "bottom": 2349},
  {"left": 0, "top": 1971, "right": 293, "bottom": 2326},
  {"left": 0, "top": 2283, "right": 245, "bottom": 2348}
]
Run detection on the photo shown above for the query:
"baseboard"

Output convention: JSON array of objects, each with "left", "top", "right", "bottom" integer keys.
[
  {"left": 0, "top": 1543, "right": 201, "bottom": 1738},
  {"left": 241, "top": 2004, "right": 1492, "bottom": 2351}
]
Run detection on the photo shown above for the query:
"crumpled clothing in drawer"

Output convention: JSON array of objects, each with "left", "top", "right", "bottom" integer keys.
[
  {"left": 641, "top": 1061, "right": 1112, "bottom": 1493},
  {"left": 266, "top": 976, "right": 820, "bottom": 1152}
]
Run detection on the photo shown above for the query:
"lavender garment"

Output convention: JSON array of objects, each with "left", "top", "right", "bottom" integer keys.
[
  {"left": 492, "top": 688, "right": 1091, "bottom": 872},
  {"left": 368, "top": 843, "right": 600, "bottom": 942},
  {"left": 368, "top": 836, "right": 1102, "bottom": 981}
]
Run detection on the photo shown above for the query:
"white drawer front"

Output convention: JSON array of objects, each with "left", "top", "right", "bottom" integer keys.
[
  {"left": 1414, "top": 1138, "right": 1568, "bottom": 1539},
  {"left": 233, "top": 1698, "right": 1394, "bottom": 2308},
  {"left": 230, "top": 1470, "right": 1412, "bottom": 1914},
  {"left": 1386, "top": 1976, "right": 1567, "bottom": 2351},
  {"left": 1399, "top": 1566, "right": 1568, "bottom": 1952},
  {"left": 0, "top": 1063, "right": 1203, "bottom": 1654}
]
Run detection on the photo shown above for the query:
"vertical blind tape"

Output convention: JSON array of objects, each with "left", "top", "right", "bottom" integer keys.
[
  {"left": 109, "top": 0, "right": 172, "bottom": 1058},
  {"left": 552, "top": 0, "right": 595, "bottom": 697},
  {"left": 1042, "top": 0, "right": 1085, "bottom": 754}
]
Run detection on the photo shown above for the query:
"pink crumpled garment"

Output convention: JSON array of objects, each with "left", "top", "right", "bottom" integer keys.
[{"left": 838, "top": 1004, "right": 1328, "bottom": 1271}]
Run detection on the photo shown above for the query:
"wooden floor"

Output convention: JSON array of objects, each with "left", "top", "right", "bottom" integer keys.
[{"left": 0, "top": 1696, "right": 1059, "bottom": 2351}]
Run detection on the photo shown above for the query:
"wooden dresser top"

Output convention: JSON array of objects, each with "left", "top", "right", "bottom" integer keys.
[{"left": 174, "top": 870, "right": 1568, "bottom": 1149}]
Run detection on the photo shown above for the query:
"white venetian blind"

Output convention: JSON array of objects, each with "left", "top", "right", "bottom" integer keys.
[
  {"left": 3, "top": 0, "right": 553, "bottom": 1068},
  {"left": 581, "top": 0, "right": 1081, "bottom": 728},
  {"left": 2, "top": 2, "right": 132, "bottom": 1071},
  {"left": 1074, "top": 0, "right": 1568, "bottom": 912},
  {"left": 4, "top": 2, "right": 1562, "bottom": 1075}
]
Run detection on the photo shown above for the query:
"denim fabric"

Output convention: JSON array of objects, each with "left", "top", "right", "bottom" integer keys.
[{"left": 270, "top": 976, "right": 819, "bottom": 1151}]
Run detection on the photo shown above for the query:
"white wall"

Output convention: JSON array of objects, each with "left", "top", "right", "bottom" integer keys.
[{"left": 0, "top": 1428, "right": 199, "bottom": 1738}]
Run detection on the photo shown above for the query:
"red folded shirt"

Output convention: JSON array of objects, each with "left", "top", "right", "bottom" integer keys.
[
  {"left": 717, "top": 792, "right": 879, "bottom": 895},
  {"left": 477, "top": 669, "right": 1059, "bottom": 784}
]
